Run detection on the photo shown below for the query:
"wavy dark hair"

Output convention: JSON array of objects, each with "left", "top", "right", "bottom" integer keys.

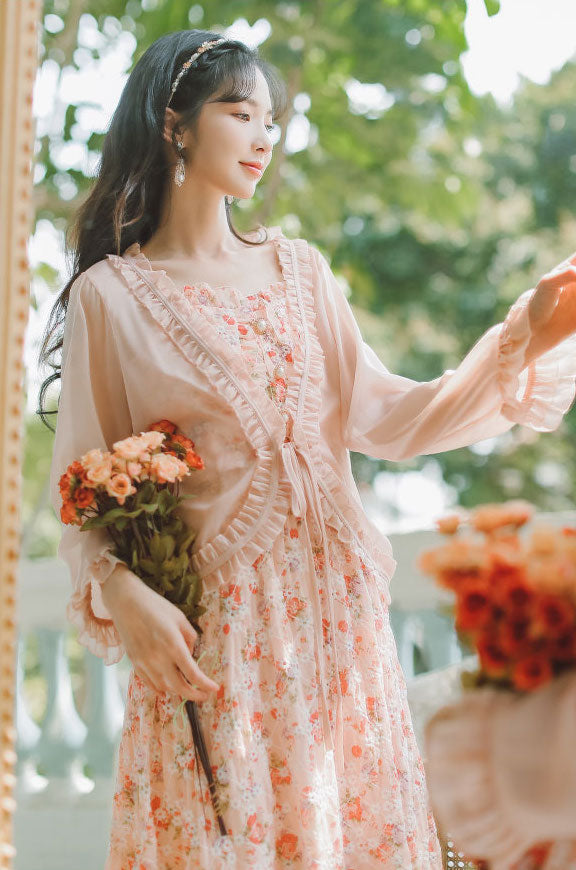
[{"left": 37, "top": 29, "right": 288, "bottom": 431}]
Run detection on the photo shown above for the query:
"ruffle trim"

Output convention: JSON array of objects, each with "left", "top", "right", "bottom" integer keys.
[
  {"left": 66, "top": 558, "right": 126, "bottom": 666},
  {"left": 279, "top": 237, "right": 398, "bottom": 586},
  {"left": 106, "top": 228, "right": 299, "bottom": 586},
  {"left": 498, "top": 288, "right": 576, "bottom": 431},
  {"left": 425, "top": 690, "right": 530, "bottom": 869}
]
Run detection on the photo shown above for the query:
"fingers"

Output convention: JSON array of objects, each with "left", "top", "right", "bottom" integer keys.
[
  {"left": 177, "top": 646, "right": 220, "bottom": 694},
  {"left": 536, "top": 265, "right": 576, "bottom": 292},
  {"left": 170, "top": 664, "right": 211, "bottom": 703}
]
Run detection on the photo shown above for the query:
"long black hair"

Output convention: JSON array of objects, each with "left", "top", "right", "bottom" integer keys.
[{"left": 37, "top": 29, "right": 288, "bottom": 431}]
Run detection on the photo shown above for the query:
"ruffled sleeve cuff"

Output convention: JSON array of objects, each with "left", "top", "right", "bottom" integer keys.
[
  {"left": 65, "top": 544, "right": 127, "bottom": 666},
  {"left": 498, "top": 288, "right": 576, "bottom": 431},
  {"left": 424, "top": 690, "right": 532, "bottom": 870}
]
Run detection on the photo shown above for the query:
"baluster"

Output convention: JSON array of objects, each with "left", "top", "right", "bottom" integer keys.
[
  {"left": 31, "top": 627, "right": 92, "bottom": 803},
  {"left": 81, "top": 652, "right": 125, "bottom": 804},
  {"left": 420, "top": 610, "right": 463, "bottom": 672},
  {"left": 15, "top": 632, "right": 45, "bottom": 799},
  {"left": 389, "top": 610, "right": 424, "bottom": 679}
]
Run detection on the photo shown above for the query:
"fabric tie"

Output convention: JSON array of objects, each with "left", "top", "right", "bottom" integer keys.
[{"left": 280, "top": 419, "right": 344, "bottom": 764}]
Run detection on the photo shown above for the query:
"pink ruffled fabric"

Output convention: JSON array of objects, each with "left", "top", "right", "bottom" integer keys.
[
  {"left": 498, "top": 287, "right": 576, "bottom": 430},
  {"left": 107, "top": 229, "right": 398, "bottom": 593},
  {"left": 424, "top": 673, "right": 576, "bottom": 870}
]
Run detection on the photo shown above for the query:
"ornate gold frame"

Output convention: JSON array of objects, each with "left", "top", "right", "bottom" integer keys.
[{"left": 0, "top": 1, "right": 40, "bottom": 865}]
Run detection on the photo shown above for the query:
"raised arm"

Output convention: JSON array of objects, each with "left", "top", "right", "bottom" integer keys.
[
  {"left": 49, "top": 272, "right": 132, "bottom": 664},
  {"left": 311, "top": 244, "right": 576, "bottom": 461}
]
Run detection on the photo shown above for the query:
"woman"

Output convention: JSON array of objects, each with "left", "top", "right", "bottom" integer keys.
[{"left": 40, "top": 28, "right": 576, "bottom": 869}]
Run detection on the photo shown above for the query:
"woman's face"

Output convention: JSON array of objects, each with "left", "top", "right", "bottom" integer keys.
[{"left": 184, "top": 66, "right": 275, "bottom": 200}]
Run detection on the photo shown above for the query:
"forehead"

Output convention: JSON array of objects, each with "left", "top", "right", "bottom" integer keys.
[{"left": 217, "top": 68, "right": 272, "bottom": 112}]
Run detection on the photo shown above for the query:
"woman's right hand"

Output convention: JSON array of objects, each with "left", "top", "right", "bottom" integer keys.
[{"left": 100, "top": 564, "right": 219, "bottom": 703}]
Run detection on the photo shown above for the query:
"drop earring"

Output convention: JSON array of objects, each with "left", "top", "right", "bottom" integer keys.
[
  {"left": 225, "top": 194, "right": 234, "bottom": 205},
  {"left": 174, "top": 140, "right": 186, "bottom": 187}
]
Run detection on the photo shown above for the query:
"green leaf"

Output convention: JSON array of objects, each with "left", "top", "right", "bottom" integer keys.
[{"left": 482, "top": 0, "right": 500, "bottom": 15}]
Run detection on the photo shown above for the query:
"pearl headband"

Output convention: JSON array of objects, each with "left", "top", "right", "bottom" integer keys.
[{"left": 166, "top": 38, "right": 228, "bottom": 108}]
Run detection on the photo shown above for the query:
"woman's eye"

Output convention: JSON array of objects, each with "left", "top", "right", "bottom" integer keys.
[{"left": 234, "top": 113, "right": 275, "bottom": 134}]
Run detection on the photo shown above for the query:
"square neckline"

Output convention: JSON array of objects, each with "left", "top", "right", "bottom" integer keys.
[{"left": 126, "top": 226, "right": 287, "bottom": 301}]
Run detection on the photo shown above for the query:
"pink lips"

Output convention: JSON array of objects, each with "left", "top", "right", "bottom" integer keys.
[{"left": 240, "top": 163, "right": 263, "bottom": 177}]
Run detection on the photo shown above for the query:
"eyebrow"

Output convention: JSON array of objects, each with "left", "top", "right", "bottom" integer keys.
[{"left": 244, "top": 97, "right": 273, "bottom": 116}]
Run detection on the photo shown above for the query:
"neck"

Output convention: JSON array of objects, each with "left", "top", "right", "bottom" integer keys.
[{"left": 145, "top": 178, "right": 245, "bottom": 261}]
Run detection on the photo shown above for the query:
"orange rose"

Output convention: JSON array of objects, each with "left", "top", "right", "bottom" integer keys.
[
  {"left": 455, "top": 584, "right": 492, "bottom": 633},
  {"left": 499, "top": 619, "right": 531, "bottom": 657},
  {"left": 105, "top": 473, "right": 137, "bottom": 505},
  {"left": 59, "top": 471, "right": 72, "bottom": 496},
  {"left": 185, "top": 449, "right": 204, "bottom": 469},
  {"left": 531, "top": 593, "right": 576, "bottom": 636},
  {"left": 551, "top": 630, "right": 576, "bottom": 663},
  {"left": 512, "top": 654, "right": 553, "bottom": 691},
  {"left": 148, "top": 418, "right": 177, "bottom": 435},
  {"left": 60, "top": 500, "right": 80, "bottom": 525},
  {"left": 74, "top": 487, "right": 95, "bottom": 509},
  {"left": 494, "top": 578, "right": 534, "bottom": 615},
  {"left": 477, "top": 634, "right": 509, "bottom": 678}
]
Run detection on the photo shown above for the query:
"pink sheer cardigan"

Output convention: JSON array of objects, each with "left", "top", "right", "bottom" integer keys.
[
  {"left": 49, "top": 225, "right": 576, "bottom": 665},
  {"left": 424, "top": 671, "right": 576, "bottom": 869}
]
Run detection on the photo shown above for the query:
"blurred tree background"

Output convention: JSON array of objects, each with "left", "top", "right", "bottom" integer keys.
[{"left": 25, "top": 0, "right": 576, "bottom": 559}]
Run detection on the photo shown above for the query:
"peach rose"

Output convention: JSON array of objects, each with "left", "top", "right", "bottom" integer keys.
[
  {"left": 436, "top": 513, "right": 465, "bottom": 535},
  {"left": 529, "top": 525, "right": 559, "bottom": 556},
  {"left": 149, "top": 453, "right": 188, "bottom": 484},
  {"left": 81, "top": 447, "right": 111, "bottom": 470},
  {"left": 105, "top": 472, "right": 137, "bottom": 505},
  {"left": 113, "top": 435, "right": 149, "bottom": 460},
  {"left": 85, "top": 458, "right": 113, "bottom": 486},
  {"left": 138, "top": 430, "right": 165, "bottom": 452},
  {"left": 471, "top": 500, "right": 534, "bottom": 535},
  {"left": 126, "top": 460, "right": 143, "bottom": 480}
]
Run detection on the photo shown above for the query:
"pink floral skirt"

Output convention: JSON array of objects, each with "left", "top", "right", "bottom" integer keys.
[{"left": 105, "top": 510, "right": 442, "bottom": 869}]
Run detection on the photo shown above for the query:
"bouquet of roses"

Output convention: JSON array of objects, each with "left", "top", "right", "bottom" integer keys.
[
  {"left": 58, "top": 419, "right": 226, "bottom": 835},
  {"left": 420, "top": 500, "right": 576, "bottom": 870}
]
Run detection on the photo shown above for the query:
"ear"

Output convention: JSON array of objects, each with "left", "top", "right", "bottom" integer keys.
[{"left": 162, "top": 107, "right": 181, "bottom": 147}]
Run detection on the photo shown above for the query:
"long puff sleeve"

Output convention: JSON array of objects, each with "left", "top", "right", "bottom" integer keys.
[
  {"left": 49, "top": 272, "right": 133, "bottom": 664},
  {"left": 311, "top": 246, "right": 576, "bottom": 461}
]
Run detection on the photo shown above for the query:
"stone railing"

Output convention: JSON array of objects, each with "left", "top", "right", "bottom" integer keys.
[{"left": 13, "top": 511, "right": 575, "bottom": 870}]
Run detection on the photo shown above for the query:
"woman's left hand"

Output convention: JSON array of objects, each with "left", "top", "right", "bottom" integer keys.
[{"left": 523, "top": 253, "right": 576, "bottom": 366}]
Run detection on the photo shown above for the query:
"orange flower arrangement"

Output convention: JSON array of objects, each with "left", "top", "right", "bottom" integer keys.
[{"left": 419, "top": 500, "right": 576, "bottom": 693}]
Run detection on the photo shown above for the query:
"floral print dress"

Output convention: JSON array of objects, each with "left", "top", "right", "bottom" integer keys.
[{"left": 104, "top": 277, "right": 441, "bottom": 869}]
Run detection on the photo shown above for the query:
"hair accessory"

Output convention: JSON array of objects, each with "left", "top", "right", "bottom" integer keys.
[{"left": 167, "top": 38, "right": 227, "bottom": 108}]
